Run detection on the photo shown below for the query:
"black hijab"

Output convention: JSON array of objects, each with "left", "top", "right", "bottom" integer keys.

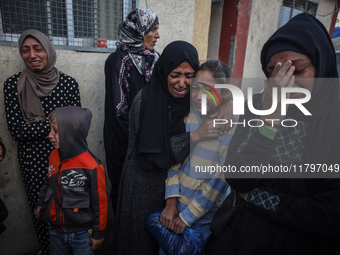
[
  {"left": 136, "top": 41, "right": 199, "bottom": 169},
  {"left": 260, "top": 13, "right": 340, "bottom": 163}
]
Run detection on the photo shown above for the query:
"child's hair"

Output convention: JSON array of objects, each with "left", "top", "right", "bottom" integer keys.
[
  {"left": 197, "top": 60, "right": 232, "bottom": 101},
  {"left": 197, "top": 60, "right": 231, "bottom": 79},
  {"left": 48, "top": 110, "right": 57, "bottom": 125}
]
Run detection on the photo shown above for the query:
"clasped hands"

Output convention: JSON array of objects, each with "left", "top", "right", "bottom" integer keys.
[{"left": 160, "top": 197, "right": 187, "bottom": 234}]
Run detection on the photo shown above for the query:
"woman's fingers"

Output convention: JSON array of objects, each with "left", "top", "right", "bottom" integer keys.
[
  {"left": 287, "top": 75, "right": 295, "bottom": 88},
  {"left": 277, "top": 65, "right": 295, "bottom": 87},
  {"left": 268, "top": 61, "right": 295, "bottom": 88},
  {"left": 274, "top": 61, "right": 291, "bottom": 78},
  {"left": 272, "top": 62, "right": 283, "bottom": 76}
]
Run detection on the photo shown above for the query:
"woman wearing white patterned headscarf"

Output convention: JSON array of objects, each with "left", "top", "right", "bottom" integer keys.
[{"left": 104, "top": 8, "right": 160, "bottom": 211}]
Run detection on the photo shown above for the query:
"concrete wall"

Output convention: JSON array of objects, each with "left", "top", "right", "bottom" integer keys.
[
  {"left": 139, "top": 0, "right": 212, "bottom": 61},
  {"left": 192, "top": 0, "right": 213, "bottom": 61},
  {"left": 0, "top": 46, "right": 110, "bottom": 254},
  {"left": 139, "top": 0, "right": 196, "bottom": 53},
  {"left": 242, "top": 0, "right": 281, "bottom": 80},
  {"left": 243, "top": 0, "right": 336, "bottom": 81},
  {"left": 317, "top": 0, "right": 337, "bottom": 30},
  {"left": 207, "top": 3, "right": 224, "bottom": 60}
]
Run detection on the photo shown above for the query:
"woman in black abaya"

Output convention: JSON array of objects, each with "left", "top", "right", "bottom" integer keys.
[
  {"left": 113, "top": 41, "right": 199, "bottom": 255},
  {"left": 206, "top": 13, "right": 340, "bottom": 255},
  {"left": 104, "top": 8, "right": 160, "bottom": 211}
]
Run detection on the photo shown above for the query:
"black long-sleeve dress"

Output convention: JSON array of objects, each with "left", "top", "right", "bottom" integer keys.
[
  {"left": 3, "top": 72, "right": 81, "bottom": 254},
  {"left": 207, "top": 13, "right": 340, "bottom": 255},
  {"left": 113, "top": 91, "right": 190, "bottom": 255},
  {"left": 205, "top": 94, "right": 340, "bottom": 255},
  {"left": 103, "top": 50, "right": 149, "bottom": 208}
]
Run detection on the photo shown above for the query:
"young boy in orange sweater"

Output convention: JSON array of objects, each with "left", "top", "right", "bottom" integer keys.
[{"left": 35, "top": 106, "right": 108, "bottom": 254}]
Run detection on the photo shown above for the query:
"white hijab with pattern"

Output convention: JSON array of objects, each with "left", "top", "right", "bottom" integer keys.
[{"left": 116, "top": 8, "right": 159, "bottom": 81}]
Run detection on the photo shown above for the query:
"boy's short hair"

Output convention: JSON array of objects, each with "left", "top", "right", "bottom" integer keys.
[
  {"left": 197, "top": 60, "right": 231, "bottom": 80},
  {"left": 197, "top": 60, "right": 232, "bottom": 101},
  {"left": 48, "top": 110, "right": 57, "bottom": 125}
]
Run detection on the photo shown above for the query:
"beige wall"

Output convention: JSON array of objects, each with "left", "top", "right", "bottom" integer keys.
[
  {"left": 139, "top": 0, "right": 196, "bottom": 53},
  {"left": 139, "top": 0, "right": 212, "bottom": 60},
  {"left": 317, "top": 0, "right": 337, "bottom": 30},
  {"left": 335, "top": 10, "right": 340, "bottom": 27},
  {"left": 207, "top": 3, "right": 224, "bottom": 60},
  {"left": 243, "top": 0, "right": 336, "bottom": 82},
  {"left": 192, "top": 0, "right": 213, "bottom": 61},
  {"left": 243, "top": 0, "right": 281, "bottom": 80},
  {"left": 0, "top": 46, "right": 110, "bottom": 254}
]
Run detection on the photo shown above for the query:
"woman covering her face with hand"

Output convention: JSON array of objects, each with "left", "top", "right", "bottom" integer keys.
[
  {"left": 104, "top": 8, "right": 160, "bottom": 211},
  {"left": 206, "top": 13, "right": 340, "bottom": 255},
  {"left": 3, "top": 29, "right": 81, "bottom": 254}
]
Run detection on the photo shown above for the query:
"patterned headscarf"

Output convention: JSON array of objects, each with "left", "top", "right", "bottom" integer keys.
[
  {"left": 116, "top": 8, "right": 159, "bottom": 81},
  {"left": 17, "top": 29, "right": 60, "bottom": 124}
]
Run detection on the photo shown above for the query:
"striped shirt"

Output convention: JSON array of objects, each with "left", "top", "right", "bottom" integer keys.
[{"left": 165, "top": 108, "right": 236, "bottom": 227}]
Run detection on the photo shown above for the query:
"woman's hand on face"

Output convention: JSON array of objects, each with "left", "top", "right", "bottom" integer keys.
[
  {"left": 212, "top": 100, "right": 234, "bottom": 134},
  {"left": 262, "top": 61, "right": 295, "bottom": 123},
  {"left": 160, "top": 198, "right": 178, "bottom": 229},
  {"left": 170, "top": 216, "right": 187, "bottom": 234},
  {"left": 190, "top": 119, "right": 220, "bottom": 143}
]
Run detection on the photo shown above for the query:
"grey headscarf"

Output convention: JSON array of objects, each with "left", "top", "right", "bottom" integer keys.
[{"left": 17, "top": 29, "right": 60, "bottom": 124}]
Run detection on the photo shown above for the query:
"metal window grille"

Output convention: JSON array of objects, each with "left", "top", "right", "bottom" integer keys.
[
  {"left": 278, "top": 0, "right": 318, "bottom": 28},
  {"left": 0, "top": 0, "right": 137, "bottom": 52}
]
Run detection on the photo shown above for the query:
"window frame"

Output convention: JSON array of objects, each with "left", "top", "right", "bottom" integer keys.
[
  {"left": 0, "top": 0, "right": 138, "bottom": 52},
  {"left": 278, "top": 0, "right": 319, "bottom": 28}
]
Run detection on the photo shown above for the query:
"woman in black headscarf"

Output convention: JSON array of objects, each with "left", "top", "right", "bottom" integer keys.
[
  {"left": 104, "top": 8, "right": 160, "bottom": 211},
  {"left": 113, "top": 41, "right": 199, "bottom": 255},
  {"left": 205, "top": 13, "right": 340, "bottom": 255}
]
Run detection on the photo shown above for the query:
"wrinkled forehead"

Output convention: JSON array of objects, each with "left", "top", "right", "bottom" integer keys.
[
  {"left": 21, "top": 35, "right": 43, "bottom": 48},
  {"left": 19, "top": 29, "right": 52, "bottom": 54}
]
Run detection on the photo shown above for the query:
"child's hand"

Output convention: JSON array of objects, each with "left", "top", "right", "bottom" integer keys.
[
  {"left": 34, "top": 206, "right": 41, "bottom": 219},
  {"left": 190, "top": 119, "right": 219, "bottom": 143},
  {"left": 214, "top": 99, "right": 234, "bottom": 134},
  {"left": 160, "top": 197, "right": 178, "bottom": 229},
  {"left": 170, "top": 216, "right": 187, "bottom": 234},
  {"left": 90, "top": 237, "right": 104, "bottom": 250}
]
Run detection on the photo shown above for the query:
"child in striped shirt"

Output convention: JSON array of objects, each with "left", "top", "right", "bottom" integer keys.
[{"left": 160, "top": 60, "right": 235, "bottom": 246}]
